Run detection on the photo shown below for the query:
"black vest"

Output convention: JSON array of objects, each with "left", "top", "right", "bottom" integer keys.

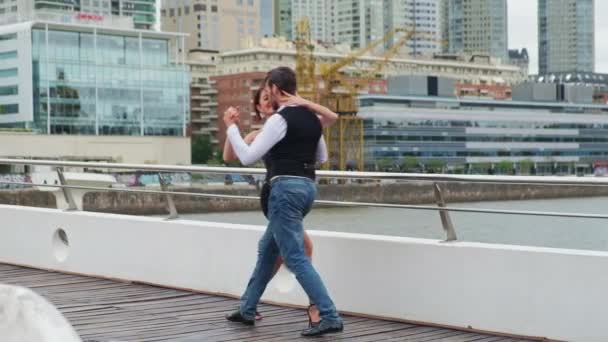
[{"left": 267, "top": 106, "right": 322, "bottom": 180}]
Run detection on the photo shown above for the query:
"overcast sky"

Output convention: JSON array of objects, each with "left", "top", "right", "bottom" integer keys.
[{"left": 509, "top": 0, "right": 607, "bottom": 74}]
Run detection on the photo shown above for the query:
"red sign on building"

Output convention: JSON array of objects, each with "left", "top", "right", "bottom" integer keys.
[{"left": 75, "top": 13, "right": 104, "bottom": 21}]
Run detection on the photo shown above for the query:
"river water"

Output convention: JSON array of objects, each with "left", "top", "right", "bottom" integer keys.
[{"left": 179, "top": 196, "right": 608, "bottom": 252}]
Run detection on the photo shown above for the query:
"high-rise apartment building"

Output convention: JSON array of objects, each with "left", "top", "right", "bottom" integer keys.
[
  {"left": 538, "top": 0, "right": 594, "bottom": 74},
  {"left": 328, "top": 0, "right": 368, "bottom": 49},
  {"left": 0, "top": 1, "right": 156, "bottom": 30},
  {"left": 448, "top": 0, "right": 508, "bottom": 62},
  {"left": 384, "top": 0, "right": 444, "bottom": 57},
  {"left": 273, "top": 0, "right": 329, "bottom": 43},
  {"left": 274, "top": 0, "right": 444, "bottom": 57},
  {"left": 260, "top": 0, "right": 273, "bottom": 37},
  {"left": 161, "top": 0, "right": 261, "bottom": 52},
  {"left": 273, "top": 0, "right": 292, "bottom": 40},
  {"left": 111, "top": 0, "right": 157, "bottom": 30}
]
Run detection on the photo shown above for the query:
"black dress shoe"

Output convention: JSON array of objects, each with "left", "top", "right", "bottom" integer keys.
[
  {"left": 301, "top": 319, "right": 344, "bottom": 337},
  {"left": 225, "top": 310, "right": 255, "bottom": 326}
]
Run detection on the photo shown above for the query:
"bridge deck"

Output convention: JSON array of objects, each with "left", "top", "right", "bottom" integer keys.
[{"left": 0, "top": 263, "right": 531, "bottom": 342}]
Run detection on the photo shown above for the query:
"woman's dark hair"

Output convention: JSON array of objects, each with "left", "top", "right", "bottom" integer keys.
[{"left": 252, "top": 86, "right": 264, "bottom": 122}]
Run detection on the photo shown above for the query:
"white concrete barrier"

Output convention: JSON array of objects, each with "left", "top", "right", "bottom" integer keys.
[
  {"left": 0, "top": 284, "right": 81, "bottom": 342},
  {"left": 0, "top": 204, "right": 606, "bottom": 341}
]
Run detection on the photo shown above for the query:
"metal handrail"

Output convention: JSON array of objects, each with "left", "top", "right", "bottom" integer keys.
[
  {"left": 2, "top": 158, "right": 608, "bottom": 242},
  {"left": 2, "top": 180, "right": 607, "bottom": 220},
  {"left": 2, "top": 158, "right": 608, "bottom": 186}
]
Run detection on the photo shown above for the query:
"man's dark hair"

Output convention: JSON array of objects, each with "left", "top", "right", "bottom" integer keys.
[{"left": 266, "top": 67, "right": 297, "bottom": 95}]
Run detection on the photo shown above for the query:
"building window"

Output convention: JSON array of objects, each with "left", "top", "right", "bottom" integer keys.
[
  {"left": 161, "top": 9, "right": 166, "bottom": 16},
  {"left": 0, "top": 33, "right": 16, "bottom": 41},
  {"left": 169, "top": 8, "right": 175, "bottom": 16},
  {"left": 0, "top": 85, "right": 18, "bottom": 96},
  {"left": 0, "top": 103, "right": 18, "bottom": 115},
  {"left": 194, "top": 4, "right": 206, "bottom": 11},
  {"left": 211, "top": 5, "right": 217, "bottom": 12},
  {"left": 0, "top": 68, "right": 17, "bottom": 78},
  {"left": 184, "top": 6, "right": 190, "bottom": 15},
  {"left": 0, "top": 51, "right": 17, "bottom": 59}
]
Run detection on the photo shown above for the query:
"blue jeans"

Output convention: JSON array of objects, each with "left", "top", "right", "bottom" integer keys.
[{"left": 239, "top": 176, "right": 341, "bottom": 323}]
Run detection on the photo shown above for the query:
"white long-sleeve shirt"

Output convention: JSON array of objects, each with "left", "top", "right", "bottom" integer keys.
[{"left": 227, "top": 113, "right": 328, "bottom": 166}]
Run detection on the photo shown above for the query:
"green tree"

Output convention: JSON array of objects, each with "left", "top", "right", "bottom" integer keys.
[
  {"left": 191, "top": 135, "right": 214, "bottom": 164},
  {"left": 376, "top": 157, "right": 394, "bottom": 171},
  {"left": 425, "top": 159, "right": 446, "bottom": 173},
  {"left": 497, "top": 160, "right": 513, "bottom": 174},
  {"left": 519, "top": 159, "right": 534, "bottom": 175},
  {"left": 401, "top": 156, "right": 419, "bottom": 172}
]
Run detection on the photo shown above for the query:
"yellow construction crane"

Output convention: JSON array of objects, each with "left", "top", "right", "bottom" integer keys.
[
  {"left": 295, "top": 24, "right": 445, "bottom": 170},
  {"left": 347, "top": 31, "right": 449, "bottom": 108},
  {"left": 294, "top": 18, "right": 316, "bottom": 100},
  {"left": 317, "top": 27, "right": 411, "bottom": 113},
  {"left": 321, "top": 29, "right": 446, "bottom": 171}
]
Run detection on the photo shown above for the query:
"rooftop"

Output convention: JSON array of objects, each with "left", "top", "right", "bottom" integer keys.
[{"left": 360, "top": 94, "right": 608, "bottom": 111}]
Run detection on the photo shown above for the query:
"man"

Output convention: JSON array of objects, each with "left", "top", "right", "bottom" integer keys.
[{"left": 223, "top": 67, "right": 344, "bottom": 337}]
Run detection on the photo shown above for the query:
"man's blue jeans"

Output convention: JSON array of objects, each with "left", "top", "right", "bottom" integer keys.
[{"left": 239, "top": 176, "right": 341, "bottom": 323}]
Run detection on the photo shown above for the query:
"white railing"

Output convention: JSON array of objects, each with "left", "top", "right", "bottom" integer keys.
[{"left": 2, "top": 158, "right": 608, "bottom": 242}]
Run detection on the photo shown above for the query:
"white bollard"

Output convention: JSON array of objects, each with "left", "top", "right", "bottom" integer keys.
[{"left": 0, "top": 284, "right": 81, "bottom": 342}]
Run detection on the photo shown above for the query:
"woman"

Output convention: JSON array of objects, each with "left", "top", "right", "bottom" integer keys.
[{"left": 223, "top": 86, "right": 338, "bottom": 327}]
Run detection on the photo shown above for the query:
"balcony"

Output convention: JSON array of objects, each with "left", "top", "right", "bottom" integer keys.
[{"left": 191, "top": 116, "right": 211, "bottom": 124}]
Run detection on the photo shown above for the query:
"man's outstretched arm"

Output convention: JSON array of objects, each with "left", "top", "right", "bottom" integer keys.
[{"left": 225, "top": 108, "right": 287, "bottom": 166}]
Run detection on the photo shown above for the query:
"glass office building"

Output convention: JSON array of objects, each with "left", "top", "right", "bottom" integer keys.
[
  {"left": 359, "top": 95, "right": 608, "bottom": 174},
  {"left": 0, "top": 21, "right": 189, "bottom": 136}
]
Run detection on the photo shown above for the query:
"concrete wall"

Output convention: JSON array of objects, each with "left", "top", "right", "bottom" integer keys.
[
  {"left": 0, "top": 133, "right": 191, "bottom": 165},
  {"left": 512, "top": 82, "right": 557, "bottom": 102},
  {"left": 3, "top": 181, "right": 608, "bottom": 215},
  {"left": 388, "top": 75, "right": 428, "bottom": 96},
  {"left": 564, "top": 84, "right": 594, "bottom": 104},
  {"left": 1, "top": 204, "right": 608, "bottom": 341}
]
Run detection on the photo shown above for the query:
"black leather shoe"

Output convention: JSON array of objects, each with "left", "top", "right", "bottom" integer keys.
[
  {"left": 300, "top": 319, "right": 344, "bottom": 337},
  {"left": 225, "top": 310, "right": 255, "bottom": 326}
]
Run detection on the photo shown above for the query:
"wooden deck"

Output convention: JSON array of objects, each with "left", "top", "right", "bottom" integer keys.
[{"left": 0, "top": 263, "right": 532, "bottom": 342}]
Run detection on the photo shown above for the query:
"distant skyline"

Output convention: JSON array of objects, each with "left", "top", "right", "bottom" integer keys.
[{"left": 509, "top": 0, "right": 605, "bottom": 74}]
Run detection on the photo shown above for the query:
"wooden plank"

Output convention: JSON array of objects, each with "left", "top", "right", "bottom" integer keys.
[{"left": 0, "top": 263, "right": 533, "bottom": 342}]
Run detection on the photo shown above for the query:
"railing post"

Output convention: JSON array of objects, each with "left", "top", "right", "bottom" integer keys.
[
  {"left": 433, "top": 182, "right": 457, "bottom": 242},
  {"left": 158, "top": 173, "right": 179, "bottom": 220},
  {"left": 56, "top": 168, "right": 77, "bottom": 211}
]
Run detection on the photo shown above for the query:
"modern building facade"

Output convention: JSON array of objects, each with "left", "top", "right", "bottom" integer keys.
[
  {"left": 328, "top": 0, "right": 369, "bottom": 49},
  {"left": 273, "top": 0, "right": 292, "bottom": 41},
  {"left": 161, "top": 0, "right": 261, "bottom": 52},
  {"left": 0, "top": 21, "right": 190, "bottom": 137},
  {"left": 221, "top": 37, "right": 525, "bottom": 86},
  {"left": 538, "top": 0, "right": 594, "bottom": 74},
  {"left": 111, "top": 0, "right": 157, "bottom": 30},
  {"left": 259, "top": 0, "right": 273, "bottom": 37},
  {"left": 273, "top": 0, "right": 444, "bottom": 57},
  {"left": 384, "top": 0, "right": 444, "bottom": 57},
  {"left": 448, "top": 0, "right": 508, "bottom": 63},
  {"left": 187, "top": 50, "right": 218, "bottom": 144},
  {"left": 359, "top": 94, "right": 608, "bottom": 174},
  {"left": 0, "top": 0, "right": 156, "bottom": 30}
]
